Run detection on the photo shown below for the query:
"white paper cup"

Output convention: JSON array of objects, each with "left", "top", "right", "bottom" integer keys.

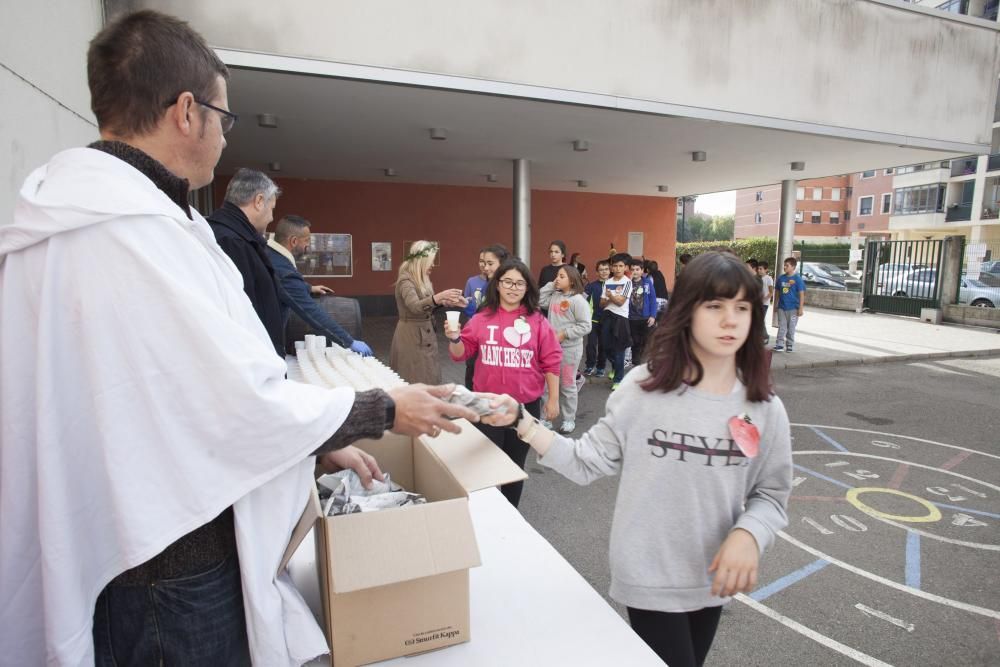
[
  {"left": 294, "top": 341, "right": 306, "bottom": 350},
  {"left": 445, "top": 310, "right": 460, "bottom": 330}
]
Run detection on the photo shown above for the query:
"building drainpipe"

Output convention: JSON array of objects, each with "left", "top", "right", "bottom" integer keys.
[{"left": 513, "top": 159, "right": 531, "bottom": 267}]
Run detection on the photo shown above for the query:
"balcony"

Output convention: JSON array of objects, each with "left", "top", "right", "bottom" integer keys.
[
  {"left": 945, "top": 203, "right": 973, "bottom": 222},
  {"left": 950, "top": 156, "right": 979, "bottom": 177},
  {"left": 988, "top": 153, "right": 1000, "bottom": 172}
]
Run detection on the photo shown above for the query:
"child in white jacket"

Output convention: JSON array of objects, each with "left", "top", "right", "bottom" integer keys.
[{"left": 540, "top": 265, "right": 592, "bottom": 433}]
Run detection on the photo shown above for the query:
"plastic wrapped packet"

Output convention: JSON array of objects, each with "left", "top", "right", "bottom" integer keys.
[
  {"left": 445, "top": 385, "right": 509, "bottom": 418},
  {"left": 317, "top": 469, "right": 426, "bottom": 516}
]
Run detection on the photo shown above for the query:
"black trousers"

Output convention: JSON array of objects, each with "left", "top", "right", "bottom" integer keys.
[
  {"left": 628, "top": 318, "right": 651, "bottom": 366},
  {"left": 626, "top": 605, "right": 723, "bottom": 667},
  {"left": 474, "top": 399, "right": 540, "bottom": 507},
  {"left": 584, "top": 324, "right": 605, "bottom": 369}
]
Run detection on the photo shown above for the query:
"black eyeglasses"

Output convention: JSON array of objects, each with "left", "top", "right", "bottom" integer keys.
[
  {"left": 196, "top": 99, "right": 238, "bottom": 134},
  {"left": 164, "top": 96, "right": 238, "bottom": 134}
]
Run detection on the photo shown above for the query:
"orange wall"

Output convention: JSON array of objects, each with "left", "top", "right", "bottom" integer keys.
[{"left": 253, "top": 178, "right": 675, "bottom": 295}]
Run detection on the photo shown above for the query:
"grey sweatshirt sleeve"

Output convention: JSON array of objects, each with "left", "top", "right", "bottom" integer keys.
[
  {"left": 561, "top": 294, "right": 593, "bottom": 343},
  {"left": 538, "top": 281, "right": 556, "bottom": 309},
  {"left": 733, "top": 397, "right": 793, "bottom": 554},
  {"left": 538, "top": 376, "right": 630, "bottom": 484}
]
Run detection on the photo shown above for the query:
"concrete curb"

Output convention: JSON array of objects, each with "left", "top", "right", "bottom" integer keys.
[{"left": 773, "top": 348, "right": 1000, "bottom": 371}]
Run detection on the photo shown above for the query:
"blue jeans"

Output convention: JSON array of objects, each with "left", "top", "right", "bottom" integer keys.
[{"left": 93, "top": 555, "right": 251, "bottom": 666}]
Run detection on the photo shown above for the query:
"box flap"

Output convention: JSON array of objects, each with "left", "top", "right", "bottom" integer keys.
[
  {"left": 326, "top": 497, "right": 481, "bottom": 593},
  {"left": 420, "top": 419, "right": 528, "bottom": 493},
  {"left": 278, "top": 487, "right": 322, "bottom": 575}
]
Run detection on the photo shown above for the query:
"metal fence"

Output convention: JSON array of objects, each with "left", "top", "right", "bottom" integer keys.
[
  {"left": 862, "top": 239, "right": 945, "bottom": 316},
  {"left": 797, "top": 246, "right": 863, "bottom": 292}
]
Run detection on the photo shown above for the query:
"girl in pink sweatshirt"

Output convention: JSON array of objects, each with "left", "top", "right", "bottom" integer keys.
[{"left": 445, "top": 258, "right": 562, "bottom": 507}]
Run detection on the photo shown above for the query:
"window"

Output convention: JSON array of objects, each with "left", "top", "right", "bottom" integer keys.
[
  {"left": 755, "top": 191, "right": 763, "bottom": 202},
  {"left": 884, "top": 168, "right": 894, "bottom": 175},
  {"left": 754, "top": 211, "right": 763, "bottom": 224},
  {"left": 859, "top": 196, "right": 874, "bottom": 216},
  {"left": 829, "top": 212, "right": 840, "bottom": 225},
  {"left": 892, "top": 184, "right": 947, "bottom": 215},
  {"left": 881, "top": 193, "right": 892, "bottom": 214},
  {"left": 811, "top": 211, "right": 822, "bottom": 224},
  {"left": 794, "top": 211, "right": 803, "bottom": 223},
  {"left": 861, "top": 170, "right": 876, "bottom": 179},
  {"left": 844, "top": 210, "right": 851, "bottom": 222},
  {"left": 846, "top": 186, "right": 853, "bottom": 198},
  {"left": 831, "top": 188, "right": 841, "bottom": 201},
  {"left": 796, "top": 187, "right": 805, "bottom": 200},
  {"left": 812, "top": 187, "right": 823, "bottom": 200}
]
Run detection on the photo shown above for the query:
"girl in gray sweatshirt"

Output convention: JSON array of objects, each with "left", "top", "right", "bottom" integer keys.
[
  {"left": 539, "top": 265, "right": 592, "bottom": 434},
  {"left": 513, "top": 252, "right": 792, "bottom": 667}
]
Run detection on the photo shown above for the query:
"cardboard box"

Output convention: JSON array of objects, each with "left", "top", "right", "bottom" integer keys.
[{"left": 281, "top": 419, "right": 527, "bottom": 667}]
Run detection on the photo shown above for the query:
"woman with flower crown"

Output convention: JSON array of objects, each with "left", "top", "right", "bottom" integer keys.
[{"left": 390, "top": 240, "right": 466, "bottom": 384}]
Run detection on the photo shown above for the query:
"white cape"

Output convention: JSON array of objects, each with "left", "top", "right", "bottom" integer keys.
[{"left": 0, "top": 148, "right": 345, "bottom": 666}]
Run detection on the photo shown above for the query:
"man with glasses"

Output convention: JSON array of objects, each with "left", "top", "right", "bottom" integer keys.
[{"left": 0, "top": 10, "right": 484, "bottom": 666}]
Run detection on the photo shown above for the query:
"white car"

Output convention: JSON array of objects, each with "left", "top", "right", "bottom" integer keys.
[
  {"left": 878, "top": 267, "right": 938, "bottom": 299},
  {"left": 959, "top": 277, "right": 997, "bottom": 308}
]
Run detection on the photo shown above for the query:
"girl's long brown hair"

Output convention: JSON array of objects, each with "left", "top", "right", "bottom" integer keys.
[
  {"left": 557, "top": 264, "right": 586, "bottom": 296},
  {"left": 640, "top": 251, "right": 773, "bottom": 401}
]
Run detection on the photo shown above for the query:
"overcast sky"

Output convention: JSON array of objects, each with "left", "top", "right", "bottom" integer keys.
[{"left": 694, "top": 190, "right": 736, "bottom": 216}]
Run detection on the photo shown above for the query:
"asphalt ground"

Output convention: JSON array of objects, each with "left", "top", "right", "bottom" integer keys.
[{"left": 515, "top": 357, "right": 1000, "bottom": 667}]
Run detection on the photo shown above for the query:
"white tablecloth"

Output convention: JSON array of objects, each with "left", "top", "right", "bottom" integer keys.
[{"left": 290, "top": 487, "right": 663, "bottom": 666}]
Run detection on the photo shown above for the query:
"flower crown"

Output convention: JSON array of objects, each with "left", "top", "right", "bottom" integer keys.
[{"left": 405, "top": 242, "right": 439, "bottom": 262}]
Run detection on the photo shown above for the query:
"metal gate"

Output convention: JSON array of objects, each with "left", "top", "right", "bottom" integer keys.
[{"left": 862, "top": 239, "right": 945, "bottom": 316}]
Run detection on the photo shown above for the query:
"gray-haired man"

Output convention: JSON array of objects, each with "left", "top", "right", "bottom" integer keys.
[{"left": 208, "top": 167, "right": 286, "bottom": 356}]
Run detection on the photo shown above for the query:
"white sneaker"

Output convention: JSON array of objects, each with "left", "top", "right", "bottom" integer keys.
[
  {"left": 576, "top": 373, "right": 586, "bottom": 392},
  {"left": 540, "top": 419, "right": 554, "bottom": 429},
  {"left": 559, "top": 421, "right": 576, "bottom": 434}
]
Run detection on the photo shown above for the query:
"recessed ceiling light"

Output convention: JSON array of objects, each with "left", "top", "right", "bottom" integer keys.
[
  {"left": 429, "top": 128, "right": 447, "bottom": 141},
  {"left": 657, "top": 185, "right": 669, "bottom": 192},
  {"left": 268, "top": 161, "right": 281, "bottom": 172},
  {"left": 692, "top": 151, "right": 707, "bottom": 162},
  {"left": 384, "top": 168, "right": 397, "bottom": 177},
  {"left": 577, "top": 179, "right": 588, "bottom": 188},
  {"left": 257, "top": 113, "right": 278, "bottom": 128},
  {"left": 573, "top": 140, "right": 590, "bottom": 152},
  {"left": 791, "top": 161, "right": 805, "bottom": 171},
  {"left": 486, "top": 174, "right": 498, "bottom": 183}
]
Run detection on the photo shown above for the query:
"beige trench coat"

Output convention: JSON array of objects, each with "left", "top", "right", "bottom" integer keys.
[{"left": 390, "top": 276, "right": 441, "bottom": 384}]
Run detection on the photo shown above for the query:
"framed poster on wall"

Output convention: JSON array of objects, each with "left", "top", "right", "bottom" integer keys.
[
  {"left": 403, "top": 240, "right": 441, "bottom": 266},
  {"left": 371, "top": 242, "right": 392, "bottom": 272},
  {"left": 298, "top": 233, "right": 353, "bottom": 277}
]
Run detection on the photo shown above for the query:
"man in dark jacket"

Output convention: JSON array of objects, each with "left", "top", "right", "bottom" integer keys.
[
  {"left": 207, "top": 168, "right": 285, "bottom": 356},
  {"left": 267, "top": 214, "right": 373, "bottom": 356}
]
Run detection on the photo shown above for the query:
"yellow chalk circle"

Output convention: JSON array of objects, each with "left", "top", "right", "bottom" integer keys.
[{"left": 845, "top": 487, "right": 942, "bottom": 524}]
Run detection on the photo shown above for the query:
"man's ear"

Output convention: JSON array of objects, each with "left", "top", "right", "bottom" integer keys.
[{"left": 172, "top": 92, "right": 197, "bottom": 136}]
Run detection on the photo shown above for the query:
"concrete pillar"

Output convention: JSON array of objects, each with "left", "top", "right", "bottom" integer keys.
[
  {"left": 939, "top": 235, "right": 965, "bottom": 306},
  {"left": 776, "top": 180, "right": 796, "bottom": 269},
  {"left": 848, "top": 232, "right": 863, "bottom": 275},
  {"left": 513, "top": 159, "right": 531, "bottom": 267}
]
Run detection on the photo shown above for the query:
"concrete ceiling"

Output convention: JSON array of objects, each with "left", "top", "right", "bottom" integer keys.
[{"left": 218, "top": 67, "right": 968, "bottom": 197}]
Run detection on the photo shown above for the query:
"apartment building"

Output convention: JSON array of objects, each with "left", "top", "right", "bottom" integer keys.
[{"left": 735, "top": 177, "right": 851, "bottom": 241}]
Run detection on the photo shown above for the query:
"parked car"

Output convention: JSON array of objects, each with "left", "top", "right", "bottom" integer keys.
[
  {"left": 878, "top": 267, "right": 939, "bottom": 298},
  {"left": 958, "top": 277, "right": 998, "bottom": 308},
  {"left": 799, "top": 262, "right": 848, "bottom": 291},
  {"left": 974, "top": 259, "right": 1000, "bottom": 287},
  {"left": 873, "top": 263, "right": 923, "bottom": 293},
  {"left": 810, "top": 262, "right": 862, "bottom": 290}
]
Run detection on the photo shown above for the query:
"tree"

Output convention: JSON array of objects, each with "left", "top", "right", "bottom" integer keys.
[{"left": 677, "top": 213, "right": 734, "bottom": 242}]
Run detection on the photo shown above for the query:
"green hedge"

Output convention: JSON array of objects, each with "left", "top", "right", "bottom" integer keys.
[{"left": 675, "top": 239, "right": 854, "bottom": 269}]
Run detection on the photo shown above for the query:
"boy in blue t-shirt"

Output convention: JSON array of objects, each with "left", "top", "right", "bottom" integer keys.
[
  {"left": 774, "top": 256, "right": 805, "bottom": 352},
  {"left": 583, "top": 259, "right": 611, "bottom": 376}
]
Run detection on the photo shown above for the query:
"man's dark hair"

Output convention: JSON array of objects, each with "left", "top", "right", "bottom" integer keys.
[
  {"left": 610, "top": 252, "right": 632, "bottom": 266},
  {"left": 629, "top": 257, "right": 644, "bottom": 269},
  {"left": 760, "top": 260, "right": 769, "bottom": 269},
  {"left": 595, "top": 259, "right": 611, "bottom": 269},
  {"left": 784, "top": 256, "right": 798, "bottom": 267},
  {"left": 747, "top": 257, "right": 759, "bottom": 269},
  {"left": 679, "top": 253, "right": 693, "bottom": 265},
  {"left": 88, "top": 10, "right": 229, "bottom": 137},
  {"left": 548, "top": 240, "right": 567, "bottom": 258},
  {"left": 484, "top": 258, "right": 540, "bottom": 315},
  {"left": 274, "top": 215, "right": 311, "bottom": 244}
]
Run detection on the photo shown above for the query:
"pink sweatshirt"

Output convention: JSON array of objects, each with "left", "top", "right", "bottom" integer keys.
[{"left": 451, "top": 305, "right": 563, "bottom": 403}]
